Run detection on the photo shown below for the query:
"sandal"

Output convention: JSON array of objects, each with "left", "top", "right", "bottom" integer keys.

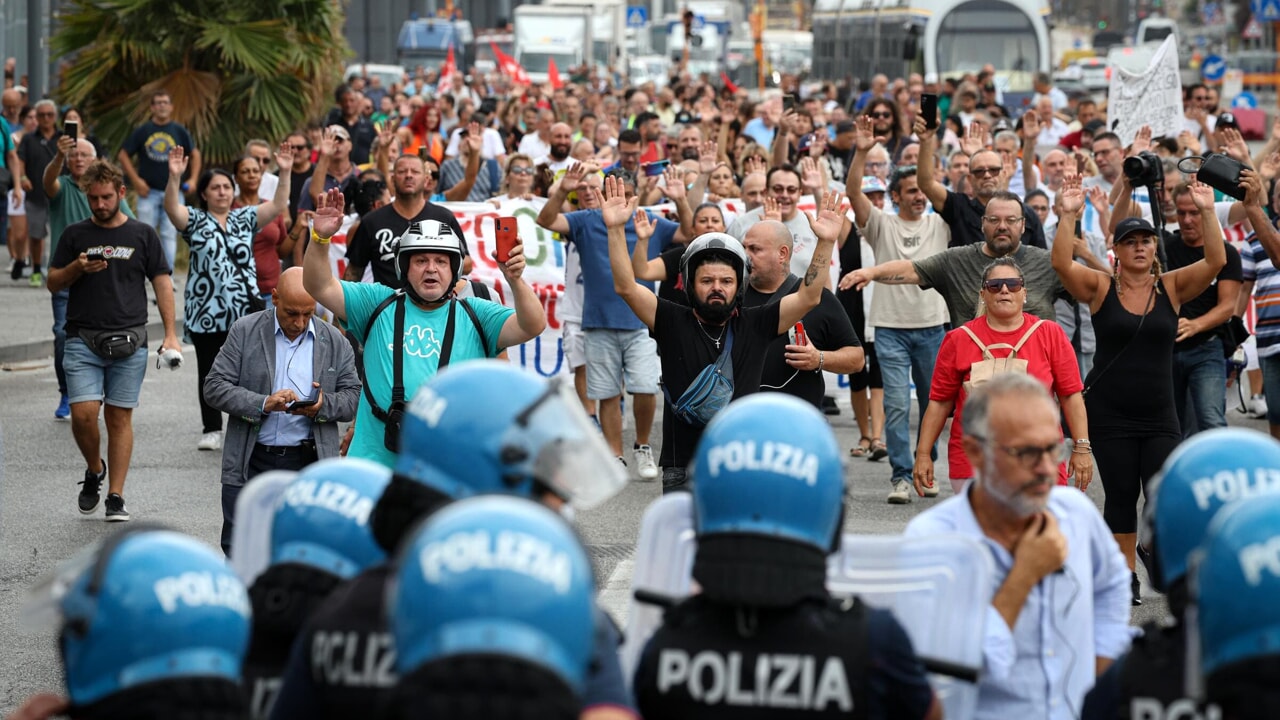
[
  {"left": 850, "top": 437, "right": 873, "bottom": 458},
  {"left": 869, "top": 438, "right": 888, "bottom": 462}
]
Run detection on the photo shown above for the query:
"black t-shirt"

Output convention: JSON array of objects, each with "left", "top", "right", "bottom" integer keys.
[
  {"left": 941, "top": 189, "right": 1046, "bottom": 250},
  {"left": 289, "top": 165, "right": 315, "bottom": 218},
  {"left": 51, "top": 218, "right": 169, "bottom": 338},
  {"left": 17, "top": 130, "right": 62, "bottom": 206},
  {"left": 345, "top": 202, "right": 468, "bottom": 289},
  {"left": 634, "top": 595, "right": 936, "bottom": 720},
  {"left": 324, "top": 109, "right": 377, "bottom": 165},
  {"left": 744, "top": 278, "right": 861, "bottom": 408},
  {"left": 1164, "top": 234, "right": 1242, "bottom": 349},
  {"left": 659, "top": 245, "right": 688, "bottom": 305},
  {"left": 837, "top": 224, "right": 866, "bottom": 335},
  {"left": 653, "top": 298, "right": 782, "bottom": 469},
  {"left": 120, "top": 120, "right": 195, "bottom": 190}
]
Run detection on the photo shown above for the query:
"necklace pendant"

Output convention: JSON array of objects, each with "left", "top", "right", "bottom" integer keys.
[{"left": 715, "top": 340, "right": 721, "bottom": 350}]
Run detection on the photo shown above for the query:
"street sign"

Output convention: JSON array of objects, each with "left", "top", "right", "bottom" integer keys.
[
  {"left": 1201, "top": 54, "right": 1226, "bottom": 82},
  {"left": 626, "top": 6, "right": 648, "bottom": 28},
  {"left": 1253, "top": 0, "right": 1280, "bottom": 21},
  {"left": 691, "top": 13, "right": 706, "bottom": 30},
  {"left": 1233, "top": 92, "right": 1259, "bottom": 109},
  {"left": 1243, "top": 17, "right": 1264, "bottom": 39}
]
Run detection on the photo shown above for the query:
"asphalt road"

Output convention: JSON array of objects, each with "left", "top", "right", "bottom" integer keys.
[{"left": 2, "top": 346, "right": 1266, "bottom": 711}]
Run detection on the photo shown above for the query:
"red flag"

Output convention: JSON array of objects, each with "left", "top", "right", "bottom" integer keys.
[
  {"left": 491, "top": 42, "right": 531, "bottom": 86},
  {"left": 436, "top": 43, "right": 457, "bottom": 95},
  {"left": 548, "top": 57, "right": 564, "bottom": 90},
  {"left": 720, "top": 71, "right": 740, "bottom": 95}
]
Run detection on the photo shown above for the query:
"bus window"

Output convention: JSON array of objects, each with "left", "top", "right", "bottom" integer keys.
[{"left": 935, "top": 0, "right": 1039, "bottom": 74}]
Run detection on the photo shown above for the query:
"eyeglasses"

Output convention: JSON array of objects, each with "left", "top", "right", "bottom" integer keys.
[
  {"left": 509, "top": 167, "right": 535, "bottom": 176},
  {"left": 868, "top": 112, "right": 892, "bottom": 119},
  {"left": 290, "top": 144, "right": 309, "bottom": 151},
  {"left": 982, "top": 277, "right": 1025, "bottom": 293},
  {"left": 866, "top": 161, "right": 888, "bottom": 170},
  {"left": 770, "top": 185, "right": 800, "bottom": 194},
  {"left": 982, "top": 215, "right": 1025, "bottom": 227},
  {"left": 428, "top": 171, "right": 441, "bottom": 180},
  {"left": 973, "top": 437, "right": 1069, "bottom": 468},
  {"left": 970, "top": 166, "right": 1002, "bottom": 177}
]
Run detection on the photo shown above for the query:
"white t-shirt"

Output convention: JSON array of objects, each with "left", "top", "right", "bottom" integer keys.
[
  {"left": 857, "top": 205, "right": 950, "bottom": 329},
  {"left": 560, "top": 241, "right": 584, "bottom": 323},
  {"left": 727, "top": 207, "right": 840, "bottom": 288},
  {"left": 517, "top": 132, "right": 551, "bottom": 160},
  {"left": 446, "top": 127, "right": 506, "bottom": 160}
]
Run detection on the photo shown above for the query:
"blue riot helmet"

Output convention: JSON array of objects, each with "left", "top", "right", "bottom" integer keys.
[
  {"left": 1143, "top": 428, "right": 1280, "bottom": 596},
  {"left": 270, "top": 457, "right": 390, "bottom": 579},
  {"left": 689, "top": 394, "right": 846, "bottom": 606},
  {"left": 394, "top": 360, "right": 627, "bottom": 509},
  {"left": 389, "top": 496, "right": 595, "bottom": 717},
  {"left": 24, "top": 526, "right": 251, "bottom": 710},
  {"left": 1194, "top": 493, "right": 1280, "bottom": 686}
]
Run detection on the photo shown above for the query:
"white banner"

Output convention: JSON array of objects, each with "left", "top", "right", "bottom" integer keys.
[{"left": 1107, "top": 36, "right": 1184, "bottom": 146}]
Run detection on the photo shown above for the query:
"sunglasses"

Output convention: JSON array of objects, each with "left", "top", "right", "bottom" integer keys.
[
  {"left": 868, "top": 112, "right": 893, "bottom": 119},
  {"left": 509, "top": 167, "right": 536, "bottom": 176},
  {"left": 290, "top": 144, "right": 309, "bottom": 151},
  {"left": 970, "top": 166, "right": 1002, "bottom": 178},
  {"left": 982, "top": 277, "right": 1025, "bottom": 293}
]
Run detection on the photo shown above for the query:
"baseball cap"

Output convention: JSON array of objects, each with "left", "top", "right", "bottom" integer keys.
[
  {"left": 835, "top": 120, "right": 856, "bottom": 135},
  {"left": 1114, "top": 217, "right": 1157, "bottom": 244},
  {"left": 797, "top": 133, "right": 816, "bottom": 154},
  {"left": 1083, "top": 119, "right": 1106, "bottom": 135},
  {"left": 1217, "top": 112, "right": 1238, "bottom": 129},
  {"left": 327, "top": 125, "right": 351, "bottom": 141},
  {"left": 861, "top": 176, "right": 887, "bottom": 194}
]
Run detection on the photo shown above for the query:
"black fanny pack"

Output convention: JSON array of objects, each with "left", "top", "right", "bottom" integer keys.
[{"left": 78, "top": 326, "right": 147, "bottom": 360}]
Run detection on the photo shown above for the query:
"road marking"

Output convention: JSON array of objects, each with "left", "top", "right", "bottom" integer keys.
[{"left": 598, "top": 557, "right": 634, "bottom": 628}]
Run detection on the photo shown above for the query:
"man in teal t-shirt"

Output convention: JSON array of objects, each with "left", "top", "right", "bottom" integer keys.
[{"left": 301, "top": 185, "right": 547, "bottom": 468}]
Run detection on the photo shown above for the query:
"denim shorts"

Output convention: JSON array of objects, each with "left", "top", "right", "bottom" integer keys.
[
  {"left": 64, "top": 339, "right": 149, "bottom": 408},
  {"left": 584, "top": 328, "right": 660, "bottom": 399}
]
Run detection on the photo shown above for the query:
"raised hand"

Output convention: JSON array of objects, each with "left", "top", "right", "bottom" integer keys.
[
  {"left": 1241, "top": 168, "right": 1266, "bottom": 208},
  {"left": 465, "top": 121, "right": 483, "bottom": 152},
  {"left": 1086, "top": 185, "right": 1109, "bottom": 214},
  {"left": 1218, "top": 126, "right": 1250, "bottom": 164},
  {"left": 762, "top": 194, "right": 782, "bottom": 221},
  {"left": 1058, "top": 172, "right": 1085, "bottom": 215},
  {"left": 960, "top": 122, "right": 988, "bottom": 157},
  {"left": 560, "top": 162, "right": 585, "bottom": 193},
  {"left": 799, "top": 156, "right": 823, "bottom": 191},
  {"left": 743, "top": 155, "right": 767, "bottom": 176},
  {"left": 312, "top": 187, "right": 347, "bottom": 238},
  {"left": 1129, "top": 124, "right": 1152, "bottom": 156},
  {"left": 698, "top": 139, "right": 718, "bottom": 175},
  {"left": 1021, "top": 110, "right": 1041, "bottom": 143},
  {"left": 599, "top": 175, "right": 637, "bottom": 228},
  {"left": 319, "top": 127, "right": 338, "bottom": 157},
  {"left": 1189, "top": 179, "right": 1215, "bottom": 210},
  {"left": 912, "top": 115, "right": 928, "bottom": 138},
  {"left": 274, "top": 141, "right": 294, "bottom": 171},
  {"left": 56, "top": 134, "right": 75, "bottom": 155},
  {"left": 806, "top": 190, "right": 846, "bottom": 244},
  {"left": 633, "top": 209, "right": 654, "bottom": 242},
  {"left": 498, "top": 240, "right": 526, "bottom": 282},
  {"left": 854, "top": 115, "right": 879, "bottom": 152},
  {"left": 660, "top": 166, "right": 686, "bottom": 202},
  {"left": 168, "top": 146, "right": 188, "bottom": 178},
  {"left": 1260, "top": 152, "right": 1280, "bottom": 181}
]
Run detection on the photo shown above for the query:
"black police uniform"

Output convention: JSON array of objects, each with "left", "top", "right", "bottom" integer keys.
[
  {"left": 634, "top": 594, "right": 935, "bottom": 719},
  {"left": 1083, "top": 621, "right": 1220, "bottom": 720}
]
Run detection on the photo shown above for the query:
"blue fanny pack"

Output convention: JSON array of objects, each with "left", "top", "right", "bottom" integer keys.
[{"left": 665, "top": 325, "right": 735, "bottom": 427}]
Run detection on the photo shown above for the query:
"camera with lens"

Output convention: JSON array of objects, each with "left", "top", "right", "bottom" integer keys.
[{"left": 1123, "top": 151, "right": 1164, "bottom": 187}]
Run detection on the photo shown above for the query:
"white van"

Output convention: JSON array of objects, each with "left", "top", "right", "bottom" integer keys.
[{"left": 1135, "top": 18, "right": 1177, "bottom": 46}]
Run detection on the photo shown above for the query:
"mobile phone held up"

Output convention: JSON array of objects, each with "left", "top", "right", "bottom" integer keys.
[
  {"left": 642, "top": 159, "right": 670, "bottom": 177},
  {"left": 495, "top": 217, "right": 518, "bottom": 263},
  {"left": 921, "top": 94, "right": 938, "bottom": 130},
  {"left": 788, "top": 322, "right": 808, "bottom": 346},
  {"left": 64, "top": 120, "right": 78, "bottom": 140},
  {"left": 783, "top": 94, "right": 796, "bottom": 114}
]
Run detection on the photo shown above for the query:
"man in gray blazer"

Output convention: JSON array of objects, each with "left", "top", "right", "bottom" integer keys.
[{"left": 204, "top": 267, "right": 360, "bottom": 555}]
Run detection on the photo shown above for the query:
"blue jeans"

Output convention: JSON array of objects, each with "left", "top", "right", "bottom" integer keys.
[
  {"left": 1173, "top": 335, "right": 1227, "bottom": 437},
  {"left": 133, "top": 190, "right": 177, "bottom": 272},
  {"left": 51, "top": 288, "right": 68, "bottom": 395},
  {"left": 876, "top": 325, "right": 945, "bottom": 483}
]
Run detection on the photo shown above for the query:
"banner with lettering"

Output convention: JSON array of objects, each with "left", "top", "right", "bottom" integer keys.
[{"left": 1107, "top": 36, "right": 1184, "bottom": 146}]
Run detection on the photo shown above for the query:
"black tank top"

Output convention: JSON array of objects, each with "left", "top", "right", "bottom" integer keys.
[{"left": 1084, "top": 278, "right": 1180, "bottom": 437}]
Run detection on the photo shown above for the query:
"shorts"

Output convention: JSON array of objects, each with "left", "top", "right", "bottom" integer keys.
[
  {"left": 563, "top": 320, "right": 586, "bottom": 370},
  {"left": 24, "top": 201, "right": 48, "bottom": 239},
  {"left": 584, "top": 328, "right": 660, "bottom": 400},
  {"left": 8, "top": 189, "right": 24, "bottom": 216},
  {"left": 64, "top": 339, "right": 149, "bottom": 408},
  {"left": 849, "top": 341, "right": 883, "bottom": 392}
]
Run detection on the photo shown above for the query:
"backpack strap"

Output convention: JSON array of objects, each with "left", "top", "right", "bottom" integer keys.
[
  {"left": 359, "top": 292, "right": 407, "bottom": 423},
  {"left": 439, "top": 298, "right": 492, "bottom": 367},
  {"left": 958, "top": 325, "right": 993, "bottom": 359},
  {"left": 1010, "top": 319, "right": 1046, "bottom": 355}
]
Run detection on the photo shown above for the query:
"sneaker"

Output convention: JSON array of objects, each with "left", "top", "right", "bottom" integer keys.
[
  {"left": 887, "top": 479, "right": 913, "bottom": 504},
  {"left": 9, "top": 258, "right": 23, "bottom": 281},
  {"left": 635, "top": 444, "right": 659, "bottom": 480},
  {"left": 28, "top": 271, "right": 42, "bottom": 288},
  {"left": 78, "top": 461, "right": 106, "bottom": 514},
  {"left": 197, "top": 431, "right": 223, "bottom": 451},
  {"left": 104, "top": 493, "right": 130, "bottom": 522},
  {"left": 1250, "top": 393, "right": 1269, "bottom": 419},
  {"left": 54, "top": 394, "right": 70, "bottom": 421},
  {"left": 921, "top": 480, "right": 939, "bottom": 498},
  {"left": 821, "top": 395, "right": 840, "bottom": 416},
  {"left": 1131, "top": 571, "right": 1142, "bottom": 606}
]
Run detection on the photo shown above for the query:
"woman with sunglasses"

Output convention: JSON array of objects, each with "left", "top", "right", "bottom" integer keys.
[
  {"left": 914, "top": 258, "right": 1089, "bottom": 498},
  {"left": 490, "top": 154, "right": 539, "bottom": 204},
  {"left": 1054, "top": 172, "right": 1225, "bottom": 605}
]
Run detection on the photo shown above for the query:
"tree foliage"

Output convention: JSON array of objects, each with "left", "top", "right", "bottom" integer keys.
[{"left": 53, "top": 0, "right": 349, "bottom": 166}]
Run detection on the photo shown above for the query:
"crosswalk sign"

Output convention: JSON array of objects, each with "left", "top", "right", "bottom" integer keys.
[
  {"left": 626, "top": 6, "right": 648, "bottom": 27},
  {"left": 1252, "top": 0, "right": 1280, "bottom": 22}
]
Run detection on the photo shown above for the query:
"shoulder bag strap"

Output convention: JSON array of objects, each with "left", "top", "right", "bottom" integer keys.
[{"left": 713, "top": 324, "right": 735, "bottom": 382}]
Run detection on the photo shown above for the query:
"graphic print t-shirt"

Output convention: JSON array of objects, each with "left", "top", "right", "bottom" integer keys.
[{"left": 120, "top": 121, "right": 195, "bottom": 190}]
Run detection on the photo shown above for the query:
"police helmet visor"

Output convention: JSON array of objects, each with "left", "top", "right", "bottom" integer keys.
[
  {"left": 21, "top": 540, "right": 100, "bottom": 630},
  {"left": 506, "top": 380, "right": 627, "bottom": 510}
]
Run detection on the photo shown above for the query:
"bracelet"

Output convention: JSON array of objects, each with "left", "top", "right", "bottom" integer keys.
[
  {"left": 1073, "top": 439, "right": 1091, "bottom": 446},
  {"left": 310, "top": 228, "right": 331, "bottom": 245},
  {"left": 816, "top": 350, "right": 825, "bottom": 373},
  {"left": 1072, "top": 448, "right": 1092, "bottom": 455}
]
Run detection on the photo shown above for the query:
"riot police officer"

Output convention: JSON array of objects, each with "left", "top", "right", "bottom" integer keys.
[
  {"left": 632, "top": 393, "right": 943, "bottom": 719},
  {"left": 241, "top": 457, "right": 390, "bottom": 719},
  {"left": 15, "top": 526, "right": 252, "bottom": 720},
  {"left": 1082, "top": 428, "right": 1280, "bottom": 720},
  {"left": 386, "top": 495, "right": 598, "bottom": 719},
  {"left": 269, "top": 360, "right": 630, "bottom": 719},
  {"left": 1193, "top": 490, "right": 1280, "bottom": 718}
]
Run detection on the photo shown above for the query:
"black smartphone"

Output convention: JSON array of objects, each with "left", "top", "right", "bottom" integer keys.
[
  {"left": 86, "top": 251, "right": 105, "bottom": 262},
  {"left": 64, "top": 120, "right": 78, "bottom": 139},
  {"left": 642, "top": 159, "right": 670, "bottom": 177},
  {"left": 289, "top": 393, "right": 320, "bottom": 409},
  {"left": 921, "top": 94, "right": 938, "bottom": 130},
  {"left": 783, "top": 94, "right": 796, "bottom": 114}
]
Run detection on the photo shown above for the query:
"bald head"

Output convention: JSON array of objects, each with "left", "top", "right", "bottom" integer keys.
[
  {"left": 744, "top": 220, "right": 794, "bottom": 290},
  {"left": 1, "top": 89, "right": 20, "bottom": 120},
  {"left": 272, "top": 268, "right": 316, "bottom": 340}
]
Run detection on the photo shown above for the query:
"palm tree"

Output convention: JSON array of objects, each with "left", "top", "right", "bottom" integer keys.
[{"left": 53, "top": 0, "right": 349, "bottom": 166}]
